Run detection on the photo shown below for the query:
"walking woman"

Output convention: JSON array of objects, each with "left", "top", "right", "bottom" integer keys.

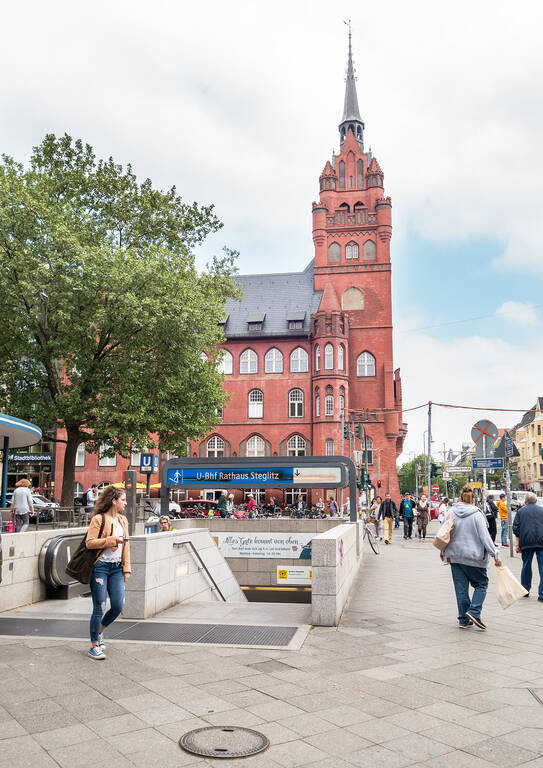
[
  {"left": 371, "top": 495, "right": 382, "bottom": 539},
  {"left": 416, "top": 494, "right": 430, "bottom": 540},
  {"left": 85, "top": 486, "right": 131, "bottom": 660}
]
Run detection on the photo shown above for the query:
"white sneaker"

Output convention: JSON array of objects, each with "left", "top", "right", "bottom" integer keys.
[
  {"left": 98, "top": 633, "right": 106, "bottom": 650},
  {"left": 88, "top": 646, "right": 106, "bottom": 660}
]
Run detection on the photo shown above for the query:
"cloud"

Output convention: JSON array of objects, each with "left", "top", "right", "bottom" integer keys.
[{"left": 495, "top": 301, "right": 539, "bottom": 326}]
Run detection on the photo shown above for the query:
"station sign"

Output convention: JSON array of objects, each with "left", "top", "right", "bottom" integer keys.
[
  {"left": 277, "top": 566, "right": 312, "bottom": 585},
  {"left": 472, "top": 458, "right": 504, "bottom": 470},
  {"left": 167, "top": 465, "right": 342, "bottom": 487},
  {"left": 140, "top": 454, "right": 159, "bottom": 474}
]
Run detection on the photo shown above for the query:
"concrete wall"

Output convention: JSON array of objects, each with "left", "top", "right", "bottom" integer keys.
[
  {"left": 0, "top": 527, "right": 87, "bottom": 612},
  {"left": 124, "top": 527, "right": 246, "bottom": 619},
  {"left": 311, "top": 522, "right": 364, "bottom": 626}
]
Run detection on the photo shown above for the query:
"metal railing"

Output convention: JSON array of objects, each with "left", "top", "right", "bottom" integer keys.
[
  {"left": 173, "top": 539, "right": 226, "bottom": 601},
  {"left": 0, "top": 503, "right": 152, "bottom": 532}
]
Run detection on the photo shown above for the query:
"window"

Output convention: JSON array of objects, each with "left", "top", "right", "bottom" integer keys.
[
  {"left": 325, "top": 395, "right": 334, "bottom": 416},
  {"left": 328, "top": 242, "right": 341, "bottom": 263},
  {"left": 288, "top": 320, "right": 303, "bottom": 330},
  {"left": 315, "top": 388, "right": 320, "bottom": 417},
  {"left": 363, "top": 240, "right": 376, "bottom": 261},
  {"left": 324, "top": 343, "right": 334, "bottom": 370},
  {"left": 287, "top": 435, "right": 306, "bottom": 456},
  {"left": 290, "top": 347, "right": 308, "bottom": 372},
  {"left": 338, "top": 393, "right": 345, "bottom": 415},
  {"left": 247, "top": 435, "right": 265, "bottom": 456},
  {"left": 357, "top": 351, "right": 376, "bottom": 377},
  {"left": 240, "top": 348, "right": 257, "bottom": 374},
  {"left": 539, "top": 425, "right": 541, "bottom": 435},
  {"left": 339, "top": 160, "right": 345, "bottom": 189},
  {"left": 207, "top": 436, "right": 224, "bottom": 458},
  {"left": 99, "top": 443, "right": 116, "bottom": 467},
  {"left": 338, "top": 344, "right": 345, "bottom": 371},
  {"left": 362, "top": 435, "right": 374, "bottom": 465},
  {"left": 74, "top": 481, "right": 83, "bottom": 499},
  {"left": 289, "top": 389, "right": 304, "bottom": 417},
  {"left": 244, "top": 489, "right": 265, "bottom": 504},
  {"left": 346, "top": 242, "right": 359, "bottom": 260},
  {"left": 248, "top": 322, "right": 262, "bottom": 331},
  {"left": 248, "top": 389, "right": 263, "bottom": 418},
  {"left": 215, "top": 406, "right": 223, "bottom": 421},
  {"left": 75, "top": 443, "right": 85, "bottom": 467},
  {"left": 265, "top": 348, "right": 283, "bottom": 373},
  {"left": 342, "top": 287, "right": 364, "bottom": 310},
  {"left": 357, "top": 159, "right": 363, "bottom": 187},
  {"left": 315, "top": 345, "right": 321, "bottom": 371},
  {"left": 285, "top": 488, "right": 307, "bottom": 506},
  {"left": 326, "top": 439, "right": 334, "bottom": 456},
  {"left": 217, "top": 350, "right": 233, "bottom": 375}
]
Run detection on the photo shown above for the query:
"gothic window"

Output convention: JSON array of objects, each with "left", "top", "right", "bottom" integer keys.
[
  {"left": 363, "top": 240, "right": 377, "bottom": 261},
  {"left": 338, "top": 385, "right": 345, "bottom": 416},
  {"left": 75, "top": 442, "right": 86, "bottom": 467},
  {"left": 248, "top": 389, "right": 263, "bottom": 418},
  {"left": 287, "top": 435, "right": 306, "bottom": 456},
  {"left": 240, "top": 348, "right": 257, "bottom": 374},
  {"left": 357, "top": 159, "right": 363, "bottom": 187},
  {"left": 338, "top": 344, "right": 345, "bottom": 371},
  {"left": 346, "top": 241, "right": 359, "bottom": 260},
  {"left": 99, "top": 443, "right": 116, "bottom": 467},
  {"left": 339, "top": 160, "right": 345, "bottom": 189},
  {"left": 357, "top": 351, "right": 376, "bottom": 377},
  {"left": 362, "top": 435, "right": 374, "bottom": 465},
  {"left": 289, "top": 389, "right": 304, "bottom": 418},
  {"left": 207, "top": 436, "right": 224, "bottom": 458},
  {"left": 324, "top": 343, "right": 334, "bottom": 370},
  {"left": 290, "top": 347, "right": 308, "bottom": 373},
  {"left": 265, "top": 347, "right": 283, "bottom": 373},
  {"left": 354, "top": 202, "right": 366, "bottom": 224},
  {"left": 246, "top": 435, "right": 265, "bottom": 456},
  {"left": 349, "top": 175, "right": 353, "bottom": 188},
  {"left": 315, "top": 387, "right": 320, "bottom": 417},
  {"left": 325, "top": 395, "right": 334, "bottom": 416},
  {"left": 328, "top": 242, "right": 341, "bottom": 263},
  {"left": 216, "top": 350, "right": 233, "bottom": 375},
  {"left": 315, "top": 344, "right": 321, "bottom": 371},
  {"left": 342, "top": 287, "right": 364, "bottom": 310},
  {"left": 326, "top": 438, "right": 334, "bottom": 456}
]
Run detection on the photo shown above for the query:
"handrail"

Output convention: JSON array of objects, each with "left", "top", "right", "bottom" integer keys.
[{"left": 173, "top": 539, "right": 227, "bottom": 602}]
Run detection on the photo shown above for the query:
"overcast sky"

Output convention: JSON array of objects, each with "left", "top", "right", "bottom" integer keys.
[{"left": 2, "top": 0, "right": 542, "bottom": 462}]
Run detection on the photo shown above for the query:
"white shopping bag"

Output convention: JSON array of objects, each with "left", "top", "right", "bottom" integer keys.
[{"left": 496, "top": 566, "right": 528, "bottom": 609}]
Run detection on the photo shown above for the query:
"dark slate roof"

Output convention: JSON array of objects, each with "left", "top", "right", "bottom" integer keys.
[
  {"left": 223, "top": 260, "right": 322, "bottom": 338},
  {"left": 516, "top": 398, "right": 543, "bottom": 430}
]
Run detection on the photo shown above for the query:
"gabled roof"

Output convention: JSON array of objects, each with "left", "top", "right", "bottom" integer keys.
[
  {"left": 368, "top": 156, "right": 383, "bottom": 174},
  {"left": 318, "top": 280, "right": 341, "bottom": 312}
]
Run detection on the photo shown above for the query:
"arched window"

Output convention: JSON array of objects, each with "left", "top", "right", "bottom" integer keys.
[
  {"left": 363, "top": 240, "right": 377, "bottom": 261},
  {"left": 315, "top": 344, "right": 321, "bottom": 371},
  {"left": 248, "top": 389, "right": 263, "bottom": 418},
  {"left": 207, "top": 436, "right": 224, "bottom": 458},
  {"left": 357, "top": 159, "right": 363, "bottom": 187},
  {"left": 338, "top": 344, "right": 345, "bottom": 371},
  {"left": 326, "top": 439, "right": 334, "bottom": 456},
  {"left": 287, "top": 435, "right": 306, "bottom": 456},
  {"left": 325, "top": 394, "right": 334, "bottom": 416},
  {"left": 342, "top": 287, "right": 364, "bottom": 310},
  {"left": 289, "top": 389, "right": 304, "bottom": 417},
  {"left": 346, "top": 241, "right": 359, "bottom": 260},
  {"left": 328, "top": 242, "right": 341, "bottom": 263},
  {"left": 357, "top": 351, "right": 376, "bottom": 377},
  {"left": 324, "top": 343, "right": 334, "bottom": 370},
  {"left": 362, "top": 435, "right": 374, "bottom": 465},
  {"left": 99, "top": 443, "right": 116, "bottom": 467},
  {"left": 265, "top": 348, "right": 283, "bottom": 373},
  {"left": 75, "top": 442, "right": 85, "bottom": 467},
  {"left": 216, "top": 350, "right": 233, "bottom": 375},
  {"left": 339, "top": 160, "right": 345, "bottom": 189},
  {"left": 74, "top": 481, "right": 84, "bottom": 499},
  {"left": 315, "top": 387, "right": 320, "bottom": 417},
  {"left": 247, "top": 435, "right": 265, "bottom": 456},
  {"left": 290, "top": 347, "right": 308, "bottom": 373},
  {"left": 240, "top": 348, "right": 257, "bottom": 374},
  {"left": 338, "top": 385, "right": 345, "bottom": 416}
]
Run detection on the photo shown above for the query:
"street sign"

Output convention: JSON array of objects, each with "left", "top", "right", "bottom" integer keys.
[
  {"left": 505, "top": 437, "right": 514, "bottom": 457},
  {"left": 468, "top": 481, "right": 482, "bottom": 489},
  {"left": 140, "top": 453, "right": 159, "bottom": 474},
  {"left": 447, "top": 466, "right": 470, "bottom": 474},
  {"left": 432, "top": 484, "right": 439, "bottom": 493},
  {"left": 167, "top": 465, "right": 343, "bottom": 487},
  {"left": 494, "top": 431, "right": 520, "bottom": 458},
  {"left": 442, "top": 472, "right": 450, "bottom": 480},
  {"left": 472, "top": 458, "right": 505, "bottom": 470},
  {"left": 471, "top": 420, "right": 498, "bottom": 459}
]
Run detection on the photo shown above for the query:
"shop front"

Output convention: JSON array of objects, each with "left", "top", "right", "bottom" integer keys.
[{"left": 7, "top": 439, "right": 55, "bottom": 499}]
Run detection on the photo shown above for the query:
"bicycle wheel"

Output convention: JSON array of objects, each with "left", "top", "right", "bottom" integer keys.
[{"left": 365, "top": 526, "right": 380, "bottom": 554}]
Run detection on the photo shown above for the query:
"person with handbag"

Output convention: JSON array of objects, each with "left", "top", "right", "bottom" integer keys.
[
  {"left": 416, "top": 494, "right": 430, "bottom": 540},
  {"left": 442, "top": 485, "right": 501, "bottom": 630},
  {"left": 85, "top": 486, "right": 131, "bottom": 660}
]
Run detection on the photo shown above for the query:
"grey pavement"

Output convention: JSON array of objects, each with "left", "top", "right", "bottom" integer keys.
[{"left": 2, "top": 524, "right": 543, "bottom": 767}]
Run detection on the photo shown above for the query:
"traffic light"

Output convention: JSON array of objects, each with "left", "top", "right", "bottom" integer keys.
[
  {"left": 377, "top": 480, "right": 382, "bottom": 489},
  {"left": 430, "top": 462, "right": 439, "bottom": 477},
  {"left": 343, "top": 425, "right": 350, "bottom": 439},
  {"left": 355, "top": 423, "right": 362, "bottom": 439}
]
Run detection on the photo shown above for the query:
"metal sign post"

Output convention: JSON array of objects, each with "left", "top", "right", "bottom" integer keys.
[{"left": 124, "top": 470, "right": 137, "bottom": 536}]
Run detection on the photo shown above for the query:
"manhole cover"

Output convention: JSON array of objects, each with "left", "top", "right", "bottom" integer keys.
[{"left": 179, "top": 726, "right": 269, "bottom": 759}]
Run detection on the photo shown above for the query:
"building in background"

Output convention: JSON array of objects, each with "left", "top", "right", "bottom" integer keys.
[{"left": 513, "top": 398, "right": 543, "bottom": 491}]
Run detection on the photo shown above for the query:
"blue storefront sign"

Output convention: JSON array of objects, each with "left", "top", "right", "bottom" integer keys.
[{"left": 167, "top": 467, "right": 295, "bottom": 486}]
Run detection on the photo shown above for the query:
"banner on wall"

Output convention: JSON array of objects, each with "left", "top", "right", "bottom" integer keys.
[{"left": 212, "top": 532, "right": 312, "bottom": 559}]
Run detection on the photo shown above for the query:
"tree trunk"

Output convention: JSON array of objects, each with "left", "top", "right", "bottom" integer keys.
[{"left": 61, "top": 428, "right": 81, "bottom": 506}]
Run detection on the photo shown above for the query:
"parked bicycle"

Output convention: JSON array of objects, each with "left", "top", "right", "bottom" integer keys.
[{"left": 362, "top": 519, "right": 380, "bottom": 554}]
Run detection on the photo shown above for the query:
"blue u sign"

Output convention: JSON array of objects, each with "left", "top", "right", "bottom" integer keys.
[{"left": 140, "top": 454, "right": 159, "bottom": 474}]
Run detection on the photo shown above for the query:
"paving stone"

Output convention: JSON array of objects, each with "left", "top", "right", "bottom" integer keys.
[
  {"left": 304, "top": 727, "right": 374, "bottom": 756},
  {"left": 267, "top": 739, "right": 329, "bottom": 767},
  {"left": 276, "top": 712, "right": 333, "bottom": 738},
  {"left": 503, "top": 726, "right": 543, "bottom": 753},
  {"left": 115, "top": 692, "right": 194, "bottom": 725},
  {"left": 247, "top": 700, "right": 306, "bottom": 722},
  {"left": 346, "top": 744, "right": 417, "bottom": 767},
  {"left": 48, "top": 737, "right": 143, "bottom": 768},
  {"left": 104, "top": 726, "right": 173, "bottom": 754},
  {"left": 463, "top": 736, "right": 539, "bottom": 766},
  {"left": 382, "top": 732, "right": 454, "bottom": 762},
  {"left": 32, "top": 723, "right": 96, "bottom": 750},
  {"left": 420, "top": 721, "right": 489, "bottom": 749}
]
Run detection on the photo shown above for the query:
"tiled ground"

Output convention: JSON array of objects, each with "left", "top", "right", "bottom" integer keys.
[{"left": 1, "top": 526, "right": 543, "bottom": 767}]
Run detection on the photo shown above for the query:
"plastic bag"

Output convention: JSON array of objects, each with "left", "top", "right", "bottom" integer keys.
[
  {"left": 432, "top": 517, "right": 455, "bottom": 551},
  {"left": 496, "top": 566, "right": 528, "bottom": 609}
]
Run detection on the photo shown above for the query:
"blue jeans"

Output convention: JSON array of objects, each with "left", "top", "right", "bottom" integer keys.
[
  {"left": 450, "top": 563, "right": 488, "bottom": 624},
  {"left": 394, "top": 515, "right": 400, "bottom": 528},
  {"left": 521, "top": 548, "right": 543, "bottom": 598},
  {"left": 403, "top": 517, "right": 413, "bottom": 538},
  {"left": 89, "top": 560, "right": 125, "bottom": 643},
  {"left": 501, "top": 519, "right": 509, "bottom": 546}
]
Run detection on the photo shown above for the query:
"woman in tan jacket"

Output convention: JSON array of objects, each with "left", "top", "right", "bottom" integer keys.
[{"left": 86, "top": 485, "right": 131, "bottom": 660}]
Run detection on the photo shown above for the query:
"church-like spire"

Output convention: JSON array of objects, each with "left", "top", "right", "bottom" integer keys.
[{"left": 338, "top": 23, "right": 364, "bottom": 149}]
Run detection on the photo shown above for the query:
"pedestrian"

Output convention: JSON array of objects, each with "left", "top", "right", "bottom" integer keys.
[
  {"left": 268, "top": 495, "right": 276, "bottom": 514},
  {"left": 438, "top": 497, "right": 449, "bottom": 525},
  {"left": 227, "top": 493, "right": 235, "bottom": 515},
  {"left": 246, "top": 493, "right": 257, "bottom": 514},
  {"left": 512, "top": 491, "right": 543, "bottom": 601},
  {"left": 371, "top": 496, "right": 382, "bottom": 538},
  {"left": 297, "top": 494, "right": 304, "bottom": 511},
  {"left": 485, "top": 494, "right": 498, "bottom": 543},
  {"left": 497, "top": 492, "right": 508, "bottom": 546},
  {"left": 86, "top": 483, "right": 98, "bottom": 509},
  {"left": 442, "top": 485, "right": 501, "bottom": 630},
  {"left": 86, "top": 485, "right": 131, "bottom": 660},
  {"left": 218, "top": 490, "right": 228, "bottom": 518},
  {"left": 316, "top": 497, "right": 325, "bottom": 514},
  {"left": 329, "top": 498, "right": 338, "bottom": 517},
  {"left": 416, "top": 494, "right": 430, "bottom": 540},
  {"left": 400, "top": 493, "right": 415, "bottom": 539},
  {"left": 158, "top": 515, "right": 173, "bottom": 532},
  {"left": 380, "top": 492, "right": 398, "bottom": 545},
  {"left": 10, "top": 478, "right": 34, "bottom": 533}
]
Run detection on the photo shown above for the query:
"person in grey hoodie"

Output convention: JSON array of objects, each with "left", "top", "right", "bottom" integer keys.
[{"left": 442, "top": 485, "right": 502, "bottom": 630}]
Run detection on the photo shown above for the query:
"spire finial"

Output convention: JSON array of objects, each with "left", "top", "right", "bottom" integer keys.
[{"left": 339, "top": 22, "right": 364, "bottom": 148}]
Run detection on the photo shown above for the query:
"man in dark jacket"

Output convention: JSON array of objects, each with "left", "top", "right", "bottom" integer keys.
[
  {"left": 513, "top": 492, "right": 543, "bottom": 600},
  {"left": 485, "top": 494, "right": 498, "bottom": 543},
  {"left": 379, "top": 493, "right": 398, "bottom": 545},
  {"left": 218, "top": 491, "right": 228, "bottom": 519}
]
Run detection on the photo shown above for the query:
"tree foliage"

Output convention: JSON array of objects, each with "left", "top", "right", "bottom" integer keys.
[{"left": 0, "top": 134, "right": 240, "bottom": 503}]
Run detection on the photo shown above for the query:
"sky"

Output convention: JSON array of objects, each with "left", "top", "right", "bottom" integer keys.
[{"left": 1, "top": 0, "right": 542, "bottom": 462}]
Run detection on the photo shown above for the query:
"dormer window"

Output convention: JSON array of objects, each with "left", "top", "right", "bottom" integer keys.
[
  {"left": 247, "top": 312, "right": 265, "bottom": 332},
  {"left": 289, "top": 320, "right": 303, "bottom": 330},
  {"left": 248, "top": 322, "right": 262, "bottom": 331},
  {"left": 287, "top": 310, "right": 305, "bottom": 331}
]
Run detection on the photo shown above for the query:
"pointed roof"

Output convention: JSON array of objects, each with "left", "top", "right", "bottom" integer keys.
[
  {"left": 318, "top": 280, "right": 341, "bottom": 312},
  {"left": 341, "top": 26, "right": 362, "bottom": 123},
  {"left": 368, "top": 157, "right": 383, "bottom": 173},
  {"left": 320, "top": 160, "right": 337, "bottom": 178}
]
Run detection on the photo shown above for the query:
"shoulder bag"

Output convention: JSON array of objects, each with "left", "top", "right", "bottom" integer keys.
[
  {"left": 66, "top": 514, "right": 106, "bottom": 584},
  {"left": 432, "top": 515, "right": 455, "bottom": 552}
]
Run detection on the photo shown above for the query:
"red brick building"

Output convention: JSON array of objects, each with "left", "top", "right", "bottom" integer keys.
[{"left": 51, "top": 33, "right": 406, "bottom": 506}]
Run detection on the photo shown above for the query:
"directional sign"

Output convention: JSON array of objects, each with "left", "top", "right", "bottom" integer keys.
[
  {"left": 505, "top": 437, "right": 514, "bottom": 457},
  {"left": 140, "top": 453, "right": 159, "bottom": 474},
  {"left": 472, "top": 458, "right": 504, "bottom": 470},
  {"left": 167, "top": 466, "right": 342, "bottom": 487},
  {"left": 471, "top": 420, "right": 499, "bottom": 459},
  {"left": 447, "top": 466, "right": 470, "bottom": 474}
]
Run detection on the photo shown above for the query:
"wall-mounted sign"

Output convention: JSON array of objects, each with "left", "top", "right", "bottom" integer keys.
[
  {"left": 212, "top": 532, "right": 312, "bottom": 559},
  {"left": 8, "top": 454, "right": 52, "bottom": 463},
  {"left": 167, "top": 466, "right": 341, "bottom": 486},
  {"left": 277, "top": 566, "right": 312, "bottom": 585}
]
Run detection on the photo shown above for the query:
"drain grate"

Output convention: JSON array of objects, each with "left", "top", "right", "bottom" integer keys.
[
  {"left": 179, "top": 726, "right": 269, "bottom": 759},
  {"left": 0, "top": 617, "right": 298, "bottom": 647}
]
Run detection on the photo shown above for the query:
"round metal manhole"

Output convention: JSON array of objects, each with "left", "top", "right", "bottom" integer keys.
[{"left": 179, "top": 726, "right": 269, "bottom": 759}]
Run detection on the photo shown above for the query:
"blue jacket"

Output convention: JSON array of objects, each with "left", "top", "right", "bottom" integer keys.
[{"left": 512, "top": 503, "right": 543, "bottom": 550}]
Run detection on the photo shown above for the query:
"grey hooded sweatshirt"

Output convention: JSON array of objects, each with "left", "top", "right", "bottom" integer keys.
[{"left": 442, "top": 502, "right": 497, "bottom": 568}]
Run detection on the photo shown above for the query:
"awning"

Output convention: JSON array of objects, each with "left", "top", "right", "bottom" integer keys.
[
  {"left": 109, "top": 481, "right": 148, "bottom": 490},
  {"left": 0, "top": 413, "right": 42, "bottom": 448}
]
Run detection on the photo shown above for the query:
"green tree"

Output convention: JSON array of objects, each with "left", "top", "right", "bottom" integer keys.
[
  {"left": 0, "top": 134, "right": 240, "bottom": 504},
  {"left": 397, "top": 454, "right": 427, "bottom": 494}
]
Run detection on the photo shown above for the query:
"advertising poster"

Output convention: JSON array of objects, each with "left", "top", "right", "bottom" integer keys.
[{"left": 213, "top": 532, "right": 312, "bottom": 559}]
